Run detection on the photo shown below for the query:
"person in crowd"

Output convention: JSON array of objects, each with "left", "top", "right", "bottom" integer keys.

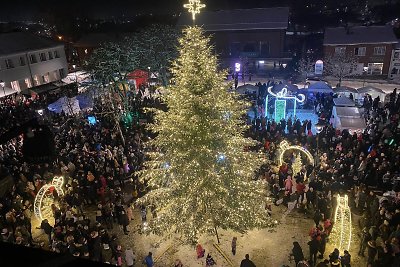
[
  {"left": 240, "top": 253, "right": 256, "bottom": 267},
  {"left": 291, "top": 241, "right": 304, "bottom": 266}
]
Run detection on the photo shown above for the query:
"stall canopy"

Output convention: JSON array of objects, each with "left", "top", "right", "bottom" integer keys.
[
  {"left": 307, "top": 81, "right": 333, "bottom": 93},
  {"left": 334, "top": 86, "right": 358, "bottom": 94},
  {"left": 21, "top": 83, "right": 59, "bottom": 96},
  {"left": 47, "top": 95, "right": 93, "bottom": 115},
  {"left": 236, "top": 84, "right": 259, "bottom": 94},
  {"left": 273, "top": 83, "right": 298, "bottom": 93},
  {"left": 357, "top": 86, "right": 386, "bottom": 100},
  {"left": 126, "top": 69, "right": 149, "bottom": 89},
  {"left": 332, "top": 106, "right": 366, "bottom": 132},
  {"left": 333, "top": 97, "right": 355, "bottom": 107}
]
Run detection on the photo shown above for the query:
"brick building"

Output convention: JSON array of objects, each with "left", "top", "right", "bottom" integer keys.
[
  {"left": 323, "top": 26, "right": 398, "bottom": 76},
  {"left": 177, "top": 7, "right": 291, "bottom": 74}
]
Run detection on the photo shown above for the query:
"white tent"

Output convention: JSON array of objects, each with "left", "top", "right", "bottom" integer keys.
[
  {"left": 332, "top": 106, "right": 366, "bottom": 133},
  {"left": 333, "top": 97, "right": 355, "bottom": 107},
  {"left": 357, "top": 86, "right": 387, "bottom": 101},
  {"left": 236, "top": 84, "right": 259, "bottom": 94}
]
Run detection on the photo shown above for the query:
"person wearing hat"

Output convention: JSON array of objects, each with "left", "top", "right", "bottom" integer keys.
[{"left": 367, "top": 240, "right": 377, "bottom": 264}]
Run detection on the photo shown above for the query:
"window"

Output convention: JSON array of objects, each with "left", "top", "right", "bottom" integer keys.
[
  {"left": 48, "top": 51, "right": 53, "bottom": 60},
  {"left": 19, "top": 57, "right": 26, "bottom": 66},
  {"left": 374, "top": 47, "right": 386, "bottom": 56},
  {"left": 354, "top": 47, "right": 366, "bottom": 56},
  {"left": 394, "top": 51, "right": 400, "bottom": 60},
  {"left": 368, "top": 63, "right": 384, "bottom": 75},
  {"left": 40, "top": 53, "right": 47, "bottom": 61},
  {"left": 59, "top": 68, "right": 65, "bottom": 78},
  {"left": 25, "top": 78, "right": 32, "bottom": 88},
  {"left": 5, "top": 59, "right": 14, "bottom": 69},
  {"left": 43, "top": 73, "right": 50, "bottom": 83},
  {"left": 11, "top": 81, "right": 20, "bottom": 92},
  {"left": 29, "top": 54, "right": 37, "bottom": 64},
  {"left": 335, "top": 47, "right": 346, "bottom": 54},
  {"left": 54, "top": 50, "right": 60, "bottom": 58},
  {"left": 33, "top": 75, "right": 40, "bottom": 86}
]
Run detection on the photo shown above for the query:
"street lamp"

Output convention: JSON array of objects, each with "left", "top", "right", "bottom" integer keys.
[
  {"left": 282, "top": 63, "right": 287, "bottom": 69},
  {"left": 0, "top": 80, "right": 5, "bottom": 98},
  {"left": 363, "top": 66, "right": 368, "bottom": 87}
]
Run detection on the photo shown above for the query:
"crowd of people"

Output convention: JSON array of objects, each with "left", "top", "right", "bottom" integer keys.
[
  {"left": 1, "top": 81, "right": 400, "bottom": 267},
  {"left": 0, "top": 88, "right": 158, "bottom": 266},
  {"left": 250, "top": 88, "right": 400, "bottom": 267}
]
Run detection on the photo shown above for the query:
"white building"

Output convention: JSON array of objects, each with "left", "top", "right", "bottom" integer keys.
[
  {"left": 0, "top": 32, "right": 68, "bottom": 97},
  {"left": 388, "top": 44, "right": 400, "bottom": 80}
]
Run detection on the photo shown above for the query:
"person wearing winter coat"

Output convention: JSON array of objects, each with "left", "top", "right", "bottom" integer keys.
[
  {"left": 291, "top": 241, "right": 305, "bottom": 266},
  {"left": 125, "top": 247, "right": 136, "bottom": 267},
  {"left": 119, "top": 210, "right": 129, "bottom": 235}
]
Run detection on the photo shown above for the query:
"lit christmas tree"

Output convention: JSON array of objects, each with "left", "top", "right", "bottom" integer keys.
[
  {"left": 292, "top": 153, "right": 303, "bottom": 176},
  {"left": 137, "top": 27, "right": 272, "bottom": 243}
]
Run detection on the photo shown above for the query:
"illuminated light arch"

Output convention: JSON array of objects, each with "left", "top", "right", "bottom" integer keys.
[
  {"left": 34, "top": 176, "right": 64, "bottom": 221},
  {"left": 332, "top": 194, "right": 352, "bottom": 251},
  {"left": 277, "top": 140, "right": 314, "bottom": 167}
]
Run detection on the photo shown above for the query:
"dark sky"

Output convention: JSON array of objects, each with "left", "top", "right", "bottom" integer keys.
[{"left": 1, "top": 0, "right": 289, "bottom": 20}]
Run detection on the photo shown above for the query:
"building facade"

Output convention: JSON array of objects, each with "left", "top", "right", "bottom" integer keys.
[
  {"left": 323, "top": 26, "right": 398, "bottom": 76},
  {"left": 177, "top": 7, "right": 291, "bottom": 74},
  {"left": 388, "top": 44, "right": 400, "bottom": 80},
  {"left": 0, "top": 32, "right": 68, "bottom": 95}
]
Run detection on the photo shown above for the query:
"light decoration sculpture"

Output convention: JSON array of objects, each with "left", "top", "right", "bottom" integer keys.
[
  {"left": 34, "top": 176, "right": 64, "bottom": 221},
  {"left": 277, "top": 140, "right": 314, "bottom": 168},
  {"left": 183, "top": 0, "right": 206, "bottom": 21},
  {"left": 265, "top": 86, "right": 306, "bottom": 120},
  {"left": 331, "top": 194, "right": 352, "bottom": 252}
]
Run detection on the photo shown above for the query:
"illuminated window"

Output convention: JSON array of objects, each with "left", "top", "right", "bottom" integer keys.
[
  {"left": 367, "top": 63, "right": 383, "bottom": 75},
  {"left": 11, "top": 80, "right": 20, "bottom": 91},
  {"left": 25, "top": 78, "right": 32, "bottom": 88},
  {"left": 33, "top": 75, "right": 40, "bottom": 86}
]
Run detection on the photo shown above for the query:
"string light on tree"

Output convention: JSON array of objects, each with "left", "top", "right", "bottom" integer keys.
[
  {"left": 184, "top": 0, "right": 206, "bottom": 21},
  {"left": 34, "top": 176, "right": 64, "bottom": 221},
  {"left": 136, "top": 27, "right": 273, "bottom": 244},
  {"left": 331, "top": 194, "right": 352, "bottom": 252}
]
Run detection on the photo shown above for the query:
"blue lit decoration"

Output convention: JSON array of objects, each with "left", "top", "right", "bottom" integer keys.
[
  {"left": 88, "top": 116, "right": 97, "bottom": 125},
  {"left": 217, "top": 153, "right": 226, "bottom": 163},
  {"left": 265, "top": 86, "right": 306, "bottom": 120}
]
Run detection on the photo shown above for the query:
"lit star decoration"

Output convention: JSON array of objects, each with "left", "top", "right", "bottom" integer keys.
[
  {"left": 34, "top": 176, "right": 64, "bottom": 221},
  {"left": 184, "top": 0, "right": 206, "bottom": 21},
  {"left": 331, "top": 194, "right": 352, "bottom": 252},
  {"left": 136, "top": 27, "right": 273, "bottom": 244}
]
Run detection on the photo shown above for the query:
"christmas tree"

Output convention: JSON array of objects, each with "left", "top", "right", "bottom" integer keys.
[
  {"left": 292, "top": 153, "right": 303, "bottom": 176},
  {"left": 137, "top": 27, "right": 272, "bottom": 243}
]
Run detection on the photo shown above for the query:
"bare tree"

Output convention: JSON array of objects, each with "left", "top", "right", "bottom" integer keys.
[
  {"left": 296, "top": 57, "right": 315, "bottom": 86},
  {"left": 324, "top": 52, "right": 359, "bottom": 87}
]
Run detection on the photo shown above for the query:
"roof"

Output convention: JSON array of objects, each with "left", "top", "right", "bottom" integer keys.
[
  {"left": 177, "top": 7, "right": 289, "bottom": 31},
  {"left": 338, "top": 117, "right": 366, "bottom": 130},
  {"left": 334, "top": 106, "right": 362, "bottom": 118},
  {"left": 334, "top": 86, "right": 358, "bottom": 94},
  {"left": 333, "top": 97, "right": 355, "bottom": 107},
  {"left": 74, "top": 33, "right": 124, "bottom": 47},
  {"left": 324, "top": 26, "right": 398, "bottom": 45},
  {"left": 357, "top": 86, "right": 385, "bottom": 94},
  {"left": 0, "top": 32, "right": 62, "bottom": 56},
  {"left": 307, "top": 81, "right": 333, "bottom": 93}
]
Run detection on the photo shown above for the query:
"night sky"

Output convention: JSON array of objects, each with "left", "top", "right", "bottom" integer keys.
[{"left": 1, "top": 0, "right": 290, "bottom": 20}]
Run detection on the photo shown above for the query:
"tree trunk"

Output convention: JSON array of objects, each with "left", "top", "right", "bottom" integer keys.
[{"left": 214, "top": 225, "right": 220, "bottom": 244}]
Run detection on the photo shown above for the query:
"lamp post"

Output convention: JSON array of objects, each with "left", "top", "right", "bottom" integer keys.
[
  {"left": 0, "top": 80, "right": 5, "bottom": 98},
  {"left": 315, "top": 121, "right": 325, "bottom": 165},
  {"left": 363, "top": 66, "right": 368, "bottom": 87},
  {"left": 147, "top": 66, "right": 151, "bottom": 86}
]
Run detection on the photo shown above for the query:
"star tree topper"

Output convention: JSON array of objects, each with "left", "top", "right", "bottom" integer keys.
[{"left": 184, "top": 0, "right": 206, "bottom": 21}]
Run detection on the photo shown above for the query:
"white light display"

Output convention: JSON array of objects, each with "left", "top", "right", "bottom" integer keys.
[
  {"left": 266, "top": 86, "right": 306, "bottom": 119},
  {"left": 277, "top": 140, "right": 314, "bottom": 167},
  {"left": 34, "top": 176, "right": 64, "bottom": 221},
  {"left": 332, "top": 194, "right": 352, "bottom": 252},
  {"left": 183, "top": 0, "right": 206, "bottom": 21}
]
